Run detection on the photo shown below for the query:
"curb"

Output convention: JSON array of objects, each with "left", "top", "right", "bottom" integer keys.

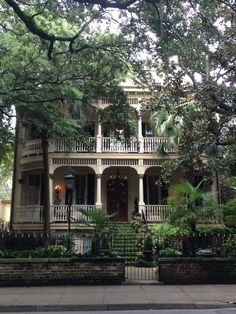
[{"left": 0, "top": 303, "right": 235, "bottom": 312}]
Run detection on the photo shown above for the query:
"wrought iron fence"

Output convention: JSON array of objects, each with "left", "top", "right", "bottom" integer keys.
[{"left": 154, "top": 232, "right": 233, "bottom": 257}]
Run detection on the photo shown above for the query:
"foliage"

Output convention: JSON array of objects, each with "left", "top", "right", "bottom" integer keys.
[
  {"left": 152, "top": 110, "right": 182, "bottom": 154},
  {"left": 196, "top": 224, "right": 231, "bottom": 235},
  {"left": 151, "top": 223, "right": 190, "bottom": 242},
  {"left": 220, "top": 238, "right": 236, "bottom": 257},
  {"left": 168, "top": 180, "right": 220, "bottom": 232},
  {"left": 158, "top": 248, "right": 182, "bottom": 258},
  {"left": 222, "top": 198, "right": 236, "bottom": 228},
  {"left": 2, "top": 0, "right": 235, "bottom": 178},
  {"left": 143, "top": 234, "right": 153, "bottom": 261},
  {"left": 0, "top": 245, "right": 73, "bottom": 258},
  {"left": 78, "top": 208, "right": 116, "bottom": 234},
  {"left": 0, "top": 3, "right": 133, "bottom": 242},
  {"left": 77, "top": 208, "right": 116, "bottom": 256}
]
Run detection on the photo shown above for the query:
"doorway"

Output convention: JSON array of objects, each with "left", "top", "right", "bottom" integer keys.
[{"left": 107, "top": 176, "right": 128, "bottom": 221}]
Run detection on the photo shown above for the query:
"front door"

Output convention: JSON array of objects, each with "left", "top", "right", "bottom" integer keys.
[{"left": 107, "top": 178, "right": 128, "bottom": 221}]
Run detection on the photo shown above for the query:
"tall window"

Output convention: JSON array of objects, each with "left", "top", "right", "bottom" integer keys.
[
  {"left": 84, "top": 122, "right": 95, "bottom": 136},
  {"left": 144, "top": 175, "right": 168, "bottom": 205},
  {"left": 26, "top": 174, "right": 42, "bottom": 205},
  {"left": 142, "top": 122, "right": 154, "bottom": 137},
  {"left": 75, "top": 174, "right": 95, "bottom": 205},
  {"left": 29, "top": 124, "right": 41, "bottom": 140}
]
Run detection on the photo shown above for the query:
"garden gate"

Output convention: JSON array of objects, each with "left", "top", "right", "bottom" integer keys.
[{"left": 111, "top": 234, "right": 157, "bottom": 281}]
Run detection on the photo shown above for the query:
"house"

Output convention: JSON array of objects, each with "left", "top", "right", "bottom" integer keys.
[{"left": 10, "top": 77, "right": 218, "bottom": 232}]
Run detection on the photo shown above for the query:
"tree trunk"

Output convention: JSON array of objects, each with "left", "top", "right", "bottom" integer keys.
[{"left": 42, "top": 130, "right": 50, "bottom": 247}]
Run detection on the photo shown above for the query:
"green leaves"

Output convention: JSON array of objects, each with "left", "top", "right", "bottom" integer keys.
[{"left": 168, "top": 180, "right": 220, "bottom": 231}]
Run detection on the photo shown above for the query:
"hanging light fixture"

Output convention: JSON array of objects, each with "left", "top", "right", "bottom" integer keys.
[{"left": 109, "top": 168, "right": 127, "bottom": 187}]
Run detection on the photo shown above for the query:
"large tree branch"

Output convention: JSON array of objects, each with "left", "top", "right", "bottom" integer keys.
[
  {"left": 4, "top": 0, "right": 96, "bottom": 58},
  {"left": 73, "top": 0, "right": 138, "bottom": 9}
]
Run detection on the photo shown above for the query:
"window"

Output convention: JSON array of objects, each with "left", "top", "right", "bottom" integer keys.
[
  {"left": 75, "top": 174, "right": 95, "bottom": 205},
  {"left": 26, "top": 174, "right": 42, "bottom": 205},
  {"left": 29, "top": 124, "right": 41, "bottom": 140},
  {"left": 142, "top": 122, "right": 154, "bottom": 137},
  {"left": 84, "top": 122, "right": 95, "bottom": 137},
  {"left": 144, "top": 175, "right": 168, "bottom": 205}
]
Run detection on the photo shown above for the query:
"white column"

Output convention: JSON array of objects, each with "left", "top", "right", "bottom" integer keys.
[
  {"left": 95, "top": 174, "right": 102, "bottom": 208},
  {"left": 137, "top": 113, "right": 144, "bottom": 153},
  {"left": 17, "top": 175, "right": 23, "bottom": 206},
  {"left": 96, "top": 122, "right": 102, "bottom": 153},
  {"left": 138, "top": 174, "right": 145, "bottom": 214},
  {"left": 49, "top": 174, "right": 54, "bottom": 206}
]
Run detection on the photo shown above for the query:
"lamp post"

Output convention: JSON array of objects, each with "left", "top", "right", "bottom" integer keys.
[{"left": 64, "top": 173, "right": 75, "bottom": 233}]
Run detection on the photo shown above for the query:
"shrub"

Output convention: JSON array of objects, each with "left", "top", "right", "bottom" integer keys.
[
  {"left": 222, "top": 198, "right": 236, "bottom": 228},
  {"left": 196, "top": 224, "right": 232, "bottom": 234},
  {"left": 0, "top": 245, "right": 73, "bottom": 258},
  {"left": 159, "top": 248, "right": 182, "bottom": 257},
  {"left": 151, "top": 223, "right": 190, "bottom": 242},
  {"left": 143, "top": 234, "right": 153, "bottom": 261},
  {"left": 220, "top": 238, "right": 236, "bottom": 257}
]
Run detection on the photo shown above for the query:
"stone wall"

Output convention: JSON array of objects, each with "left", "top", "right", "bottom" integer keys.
[
  {"left": 159, "top": 257, "right": 236, "bottom": 284},
  {"left": 0, "top": 257, "right": 125, "bottom": 286}
]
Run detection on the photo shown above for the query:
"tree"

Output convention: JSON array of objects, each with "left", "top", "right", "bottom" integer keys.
[
  {"left": 121, "top": 0, "right": 236, "bottom": 176},
  {"left": 0, "top": 6, "right": 133, "bottom": 245}
]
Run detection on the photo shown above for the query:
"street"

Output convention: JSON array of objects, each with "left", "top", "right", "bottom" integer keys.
[{"left": 1, "top": 310, "right": 236, "bottom": 314}]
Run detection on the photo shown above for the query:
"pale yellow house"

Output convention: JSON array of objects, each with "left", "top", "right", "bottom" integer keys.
[
  {"left": 11, "top": 77, "right": 217, "bottom": 232},
  {"left": 0, "top": 200, "right": 11, "bottom": 223}
]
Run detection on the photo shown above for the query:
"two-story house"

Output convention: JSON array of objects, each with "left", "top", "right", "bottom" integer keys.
[{"left": 11, "top": 77, "right": 217, "bottom": 233}]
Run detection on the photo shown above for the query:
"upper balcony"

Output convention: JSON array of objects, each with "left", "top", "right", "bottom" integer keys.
[{"left": 22, "top": 136, "right": 176, "bottom": 156}]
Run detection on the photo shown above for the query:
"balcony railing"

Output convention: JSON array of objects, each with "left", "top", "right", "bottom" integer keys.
[
  {"left": 102, "top": 137, "right": 138, "bottom": 152},
  {"left": 15, "top": 206, "right": 44, "bottom": 223},
  {"left": 55, "top": 138, "right": 96, "bottom": 153},
  {"left": 22, "top": 136, "right": 175, "bottom": 156},
  {"left": 23, "top": 139, "right": 42, "bottom": 155},
  {"left": 14, "top": 205, "right": 169, "bottom": 224},
  {"left": 15, "top": 205, "right": 96, "bottom": 224},
  {"left": 143, "top": 205, "right": 169, "bottom": 222},
  {"left": 50, "top": 205, "right": 96, "bottom": 223}
]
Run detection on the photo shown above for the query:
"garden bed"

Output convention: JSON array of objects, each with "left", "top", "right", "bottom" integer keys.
[
  {"left": 0, "top": 257, "right": 125, "bottom": 286},
  {"left": 159, "top": 257, "right": 236, "bottom": 284}
]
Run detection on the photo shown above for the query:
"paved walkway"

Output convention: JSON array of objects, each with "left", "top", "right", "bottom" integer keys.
[{"left": 0, "top": 284, "right": 236, "bottom": 311}]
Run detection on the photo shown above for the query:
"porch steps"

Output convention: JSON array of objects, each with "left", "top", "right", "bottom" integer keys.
[{"left": 111, "top": 223, "right": 137, "bottom": 262}]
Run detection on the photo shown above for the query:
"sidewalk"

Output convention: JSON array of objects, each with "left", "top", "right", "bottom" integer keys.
[{"left": 0, "top": 284, "right": 236, "bottom": 312}]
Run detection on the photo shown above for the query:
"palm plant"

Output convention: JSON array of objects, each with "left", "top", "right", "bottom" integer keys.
[
  {"left": 77, "top": 208, "right": 117, "bottom": 256},
  {"left": 167, "top": 180, "right": 220, "bottom": 255},
  {"left": 151, "top": 110, "right": 183, "bottom": 154},
  {"left": 168, "top": 180, "right": 219, "bottom": 232}
]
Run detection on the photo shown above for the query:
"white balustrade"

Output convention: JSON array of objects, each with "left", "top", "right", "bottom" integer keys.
[
  {"left": 144, "top": 205, "right": 169, "bottom": 221},
  {"left": 143, "top": 137, "right": 167, "bottom": 152},
  {"left": 15, "top": 205, "right": 96, "bottom": 224},
  {"left": 143, "top": 137, "right": 176, "bottom": 153},
  {"left": 102, "top": 137, "right": 138, "bottom": 152},
  {"left": 22, "top": 137, "right": 174, "bottom": 154},
  {"left": 15, "top": 206, "right": 43, "bottom": 223},
  {"left": 22, "top": 139, "right": 42, "bottom": 156},
  {"left": 50, "top": 205, "right": 96, "bottom": 223},
  {"left": 55, "top": 138, "right": 96, "bottom": 152},
  {"left": 14, "top": 204, "right": 169, "bottom": 224}
]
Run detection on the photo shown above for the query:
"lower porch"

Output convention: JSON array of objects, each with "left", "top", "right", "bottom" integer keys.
[
  {"left": 14, "top": 204, "right": 169, "bottom": 224},
  {"left": 14, "top": 165, "right": 174, "bottom": 227}
]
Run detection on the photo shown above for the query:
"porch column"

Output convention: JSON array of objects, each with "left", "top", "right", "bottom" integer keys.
[
  {"left": 95, "top": 174, "right": 102, "bottom": 208},
  {"left": 49, "top": 174, "right": 54, "bottom": 206},
  {"left": 138, "top": 174, "right": 145, "bottom": 214},
  {"left": 137, "top": 113, "right": 144, "bottom": 153},
  {"left": 17, "top": 174, "right": 23, "bottom": 206},
  {"left": 96, "top": 122, "right": 102, "bottom": 153}
]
